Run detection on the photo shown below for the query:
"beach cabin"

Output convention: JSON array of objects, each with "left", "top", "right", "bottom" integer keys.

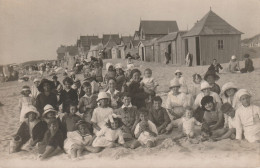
[
  {"left": 78, "top": 35, "right": 99, "bottom": 56},
  {"left": 138, "top": 38, "right": 158, "bottom": 62},
  {"left": 182, "top": 10, "right": 243, "bottom": 66},
  {"left": 119, "top": 36, "right": 133, "bottom": 59}
]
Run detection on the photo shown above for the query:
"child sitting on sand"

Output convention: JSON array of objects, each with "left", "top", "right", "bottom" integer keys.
[
  {"left": 172, "top": 69, "right": 186, "bottom": 86},
  {"left": 140, "top": 68, "right": 159, "bottom": 95},
  {"left": 189, "top": 73, "right": 202, "bottom": 99},
  {"left": 240, "top": 54, "right": 254, "bottom": 73},
  {"left": 10, "top": 105, "right": 47, "bottom": 153},
  {"left": 91, "top": 92, "right": 113, "bottom": 134},
  {"left": 64, "top": 120, "right": 101, "bottom": 160},
  {"left": 19, "top": 85, "right": 35, "bottom": 122},
  {"left": 92, "top": 114, "right": 125, "bottom": 148},
  {"left": 131, "top": 109, "right": 158, "bottom": 149}
]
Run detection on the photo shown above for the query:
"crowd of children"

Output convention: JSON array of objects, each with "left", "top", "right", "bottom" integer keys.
[{"left": 11, "top": 54, "right": 260, "bottom": 160}]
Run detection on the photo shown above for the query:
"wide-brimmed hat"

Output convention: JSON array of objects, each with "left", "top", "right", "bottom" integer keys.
[
  {"left": 23, "top": 105, "right": 40, "bottom": 119},
  {"left": 231, "top": 55, "right": 236, "bottom": 60},
  {"left": 21, "top": 85, "right": 31, "bottom": 94},
  {"left": 221, "top": 82, "right": 238, "bottom": 96},
  {"left": 96, "top": 92, "right": 109, "bottom": 101},
  {"left": 37, "top": 79, "right": 55, "bottom": 92},
  {"left": 200, "top": 81, "right": 212, "bottom": 91},
  {"left": 115, "top": 63, "right": 123, "bottom": 69},
  {"left": 169, "top": 79, "right": 181, "bottom": 88},
  {"left": 175, "top": 69, "right": 182, "bottom": 75},
  {"left": 236, "top": 89, "right": 251, "bottom": 100},
  {"left": 204, "top": 70, "right": 220, "bottom": 81},
  {"left": 42, "top": 104, "right": 57, "bottom": 117}
]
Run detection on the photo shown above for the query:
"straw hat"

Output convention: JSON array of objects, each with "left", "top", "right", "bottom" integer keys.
[
  {"left": 42, "top": 104, "right": 57, "bottom": 117},
  {"left": 96, "top": 92, "right": 109, "bottom": 101},
  {"left": 231, "top": 55, "right": 236, "bottom": 60},
  {"left": 236, "top": 89, "right": 251, "bottom": 100},
  {"left": 169, "top": 79, "right": 181, "bottom": 88},
  {"left": 23, "top": 105, "right": 40, "bottom": 119},
  {"left": 221, "top": 82, "right": 238, "bottom": 95},
  {"left": 115, "top": 63, "right": 123, "bottom": 69},
  {"left": 204, "top": 70, "right": 220, "bottom": 81},
  {"left": 37, "top": 79, "right": 55, "bottom": 92},
  {"left": 175, "top": 69, "right": 182, "bottom": 75},
  {"left": 200, "top": 81, "right": 212, "bottom": 91}
]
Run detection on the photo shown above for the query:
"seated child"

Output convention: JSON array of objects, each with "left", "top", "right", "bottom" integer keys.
[
  {"left": 78, "top": 82, "right": 97, "bottom": 123},
  {"left": 203, "top": 70, "right": 221, "bottom": 95},
  {"left": 131, "top": 109, "right": 158, "bottom": 149},
  {"left": 92, "top": 114, "right": 125, "bottom": 148},
  {"left": 189, "top": 73, "right": 202, "bottom": 99},
  {"left": 240, "top": 54, "right": 254, "bottom": 73},
  {"left": 149, "top": 96, "right": 170, "bottom": 134},
  {"left": 178, "top": 107, "right": 201, "bottom": 138},
  {"left": 235, "top": 89, "right": 260, "bottom": 143},
  {"left": 140, "top": 68, "right": 159, "bottom": 95},
  {"left": 10, "top": 106, "right": 47, "bottom": 153},
  {"left": 172, "top": 69, "right": 186, "bottom": 86},
  {"left": 91, "top": 92, "right": 113, "bottom": 134},
  {"left": 228, "top": 55, "right": 240, "bottom": 73},
  {"left": 208, "top": 59, "right": 223, "bottom": 74},
  {"left": 38, "top": 118, "right": 64, "bottom": 160},
  {"left": 64, "top": 120, "right": 101, "bottom": 160},
  {"left": 19, "top": 85, "right": 35, "bottom": 122}
]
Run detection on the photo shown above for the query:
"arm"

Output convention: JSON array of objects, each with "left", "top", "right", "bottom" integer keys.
[
  {"left": 92, "top": 123, "right": 101, "bottom": 131},
  {"left": 118, "top": 130, "right": 125, "bottom": 145},
  {"left": 39, "top": 145, "right": 56, "bottom": 160},
  {"left": 158, "top": 109, "right": 171, "bottom": 130},
  {"left": 211, "top": 111, "right": 224, "bottom": 130}
]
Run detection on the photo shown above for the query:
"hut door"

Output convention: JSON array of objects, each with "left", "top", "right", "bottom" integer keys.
[
  {"left": 168, "top": 43, "right": 171, "bottom": 63},
  {"left": 142, "top": 47, "right": 145, "bottom": 61},
  {"left": 195, "top": 37, "right": 200, "bottom": 65}
]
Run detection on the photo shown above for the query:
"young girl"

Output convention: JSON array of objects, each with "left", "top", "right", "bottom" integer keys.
[
  {"left": 91, "top": 92, "right": 113, "bottom": 134},
  {"left": 172, "top": 69, "right": 186, "bottom": 86},
  {"left": 19, "top": 85, "right": 35, "bottom": 122},
  {"left": 140, "top": 68, "right": 159, "bottom": 95},
  {"left": 104, "top": 64, "right": 116, "bottom": 84},
  {"left": 115, "top": 63, "right": 126, "bottom": 92},
  {"left": 235, "top": 89, "right": 260, "bottom": 143},
  {"left": 92, "top": 114, "right": 125, "bottom": 148},
  {"left": 31, "top": 78, "right": 41, "bottom": 100},
  {"left": 189, "top": 73, "right": 202, "bottom": 99},
  {"left": 106, "top": 78, "right": 120, "bottom": 109},
  {"left": 204, "top": 70, "right": 221, "bottom": 94},
  {"left": 131, "top": 109, "right": 158, "bottom": 149},
  {"left": 10, "top": 106, "right": 47, "bottom": 153},
  {"left": 64, "top": 120, "right": 101, "bottom": 160},
  {"left": 179, "top": 107, "right": 201, "bottom": 138}
]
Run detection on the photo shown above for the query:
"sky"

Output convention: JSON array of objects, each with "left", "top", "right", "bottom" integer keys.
[{"left": 0, "top": 0, "right": 260, "bottom": 64}]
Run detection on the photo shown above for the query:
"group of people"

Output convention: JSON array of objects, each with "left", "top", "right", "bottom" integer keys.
[{"left": 10, "top": 53, "right": 260, "bottom": 160}]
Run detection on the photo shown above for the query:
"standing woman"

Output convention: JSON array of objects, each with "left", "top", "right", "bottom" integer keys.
[{"left": 36, "top": 79, "right": 58, "bottom": 115}]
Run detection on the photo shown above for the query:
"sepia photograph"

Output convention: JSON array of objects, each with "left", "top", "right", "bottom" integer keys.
[{"left": 0, "top": 0, "right": 259, "bottom": 167}]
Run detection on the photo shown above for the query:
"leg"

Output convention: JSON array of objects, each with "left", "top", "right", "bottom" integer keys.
[
  {"left": 70, "top": 148, "right": 77, "bottom": 159},
  {"left": 211, "top": 128, "right": 228, "bottom": 138},
  {"left": 84, "top": 146, "right": 102, "bottom": 153},
  {"left": 146, "top": 141, "right": 155, "bottom": 148},
  {"left": 130, "top": 140, "right": 141, "bottom": 149},
  {"left": 77, "top": 148, "right": 84, "bottom": 157}
]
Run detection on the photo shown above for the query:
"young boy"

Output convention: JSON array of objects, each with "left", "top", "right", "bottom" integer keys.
[{"left": 149, "top": 96, "right": 170, "bottom": 134}]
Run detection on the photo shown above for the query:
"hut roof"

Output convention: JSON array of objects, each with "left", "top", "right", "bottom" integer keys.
[
  {"left": 157, "top": 31, "right": 187, "bottom": 43},
  {"left": 142, "top": 38, "right": 158, "bottom": 46},
  {"left": 131, "top": 40, "right": 143, "bottom": 47},
  {"left": 121, "top": 36, "right": 133, "bottom": 44},
  {"left": 183, "top": 10, "right": 243, "bottom": 37},
  {"left": 140, "top": 20, "right": 179, "bottom": 35},
  {"left": 91, "top": 38, "right": 103, "bottom": 45},
  {"left": 102, "top": 34, "right": 120, "bottom": 45},
  {"left": 79, "top": 35, "right": 99, "bottom": 47}
]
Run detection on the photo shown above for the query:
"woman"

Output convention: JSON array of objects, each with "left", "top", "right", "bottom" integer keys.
[{"left": 220, "top": 82, "right": 241, "bottom": 110}]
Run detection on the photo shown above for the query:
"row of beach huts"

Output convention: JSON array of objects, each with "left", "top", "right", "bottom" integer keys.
[{"left": 57, "top": 10, "right": 243, "bottom": 66}]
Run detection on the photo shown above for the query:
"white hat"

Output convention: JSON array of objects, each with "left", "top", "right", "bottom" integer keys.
[
  {"left": 42, "top": 104, "right": 57, "bottom": 117},
  {"left": 97, "top": 92, "right": 110, "bottom": 101},
  {"left": 33, "top": 78, "right": 40, "bottom": 83},
  {"left": 221, "top": 82, "right": 238, "bottom": 95},
  {"left": 115, "top": 63, "right": 123, "bottom": 69},
  {"left": 231, "top": 55, "right": 236, "bottom": 60},
  {"left": 71, "top": 84, "right": 77, "bottom": 89},
  {"left": 169, "top": 79, "right": 181, "bottom": 88},
  {"left": 126, "top": 64, "right": 134, "bottom": 70},
  {"left": 236, "top": 89, "right": 251, "bottom": 100},
  {"left": 175, "top": 69, "right": 182, "bottom": 75},
  {"left": 200, "top": 81, "right": 212, "bottom": 91},
  {"left": 106, "top": 63, "right": 113, "bottom": 71},
  {"left": 179, "top": 85, "right": 188, "bottom": 93},
  {"left": 23, "top": 105, "right": 40, "bottom": 119}
]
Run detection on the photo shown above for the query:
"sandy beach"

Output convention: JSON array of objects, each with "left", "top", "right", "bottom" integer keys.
[{"left": 0, "top": 58, "right": 260, "bottom": 168}]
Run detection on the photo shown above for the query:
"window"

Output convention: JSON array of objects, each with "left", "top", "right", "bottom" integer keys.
[{"left": 218, "top": 40, "right": 224, "bottom": 50}]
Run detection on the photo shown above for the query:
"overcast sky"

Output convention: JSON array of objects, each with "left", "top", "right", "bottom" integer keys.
[{"left": 0, "top": 0, "right": 259, "bottom": 64}]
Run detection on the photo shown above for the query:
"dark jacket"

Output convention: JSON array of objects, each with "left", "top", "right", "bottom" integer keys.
[
  {"left": 128, "top": 81, "right": 148, "bottom": 109},
  {"left": 59, "top": 89, "right": 78, "bottom": 113},
  {"left": 36, "top": 92, "right": 58, "bottom": 115}
]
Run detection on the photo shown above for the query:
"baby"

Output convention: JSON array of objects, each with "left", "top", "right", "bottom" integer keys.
[{"left": 140, "top": 68, "right": 159, "bottom": 95}]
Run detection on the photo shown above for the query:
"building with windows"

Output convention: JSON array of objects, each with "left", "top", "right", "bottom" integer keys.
[{"left": 182, "top": 10, "right": 243, "bottom": 66}]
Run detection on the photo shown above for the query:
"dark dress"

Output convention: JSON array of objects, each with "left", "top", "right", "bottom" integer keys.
[
  {"left": 210, "top": 83, "right": 221, "bottom": 95},
  {"left": 149, "top": 107, "right": 170, "bottom": 128},
  {"left": 208, "top": 63, "right": 223, "bottom": 73},
  {"left": 240, "top": 58, "right": 254, "bottom": 73},
  {"left": 59, "top": 89, "right": 78, "bottom": 113},
  {"left": 36, "top": 92, "right": 58, "bottom": 115},
  {"left": 128, "top": 81, "right": 148, "bottom": 109}
]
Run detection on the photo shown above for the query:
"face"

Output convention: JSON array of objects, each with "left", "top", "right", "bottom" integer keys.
[
  {"left": 83, "top": 86, "right": 92, "bottom": 96},
  {"left": 185, "top": 110, "right": 193, "bottom": 118},
  {"left": 111, "top": 120, "right": 119, "bottom": 130},
  {"left": 140, "top": 113, "right": 148, "bottom": 121},
  {"left": 78, "top": 124, "right": 88, "bottom": 134},
  {"left": 99, "top": 98, "right": 108, "bottom": 107},
  {"left": 171, "top": 86, "right": 180, "bottom": 95},
  {"left": 194, "top": 76, "right": 201, "bottom": 84},
  {"left": 202, "top": 88, "right": 211, "bottom": 96},
  {"left": 153, "top": 100, "right": 161, "bottom": 110},
  {"left": 132, "top": 72, "right": 140, "bottom": 82},
  {"left": 64, "top": 81, "right": 71, "bottom": 90},
  {"left": 175, "top": 72, "right": 181, "bottom": 78},
  {"left": 206, "top": 75, "right": 215, "bottom": 84},
  {"left": 240, "top": 95, "right": 251, "bottom": 107},
  {"left": 213, "top": 60, "right": 216, "bottom": 64},
  {"left": 108, "top": 79, "right": 116, "bottom": 90},
  {"left": 225, "top": 109, "right": 235, "bottom": 118},
  {"left": 49, "top": 122, "right": 59, "bottom": 132},
  {"left": 144, "top": 70, "right": 152, "bottom": 78},
  {"left": 23, "top": 90, "right": 31, "bottom": 96},
  {"left": 28, "top": 112, "right": 37, "bottom": 122},
  {"left": 43, "top": 83, "right": 51, "bottom": 92},
  {"left": 205, "top": 102, "right": 214, "bottom": 111},
  {"left": 123, "top": 96, "right": 131, "bottom": 106},
  {"left": 70, "top": 106, "right": 77, "bottom": 115},
  {"left": 46, "top": 111, "right": 56, "bottom": 119},
  {"left": 34, "top": 81, "right": 40, "bottom": 87},
  {"left": 225, "top": 88, "right": 236, "bottom": 97},
  {"left": 75, "top": 82, "right": 81, "bottom": 88}
]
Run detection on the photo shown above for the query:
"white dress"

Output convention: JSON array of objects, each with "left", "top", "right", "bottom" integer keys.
[
  {"left": 165, "top": 91, "right": 186, "bottom": 120},
  {"left": 91, "top": 107, "right": 113, "bottom": 134},
  {"left": 106, "top": 89, "right": 120, "bottom": 108},
  {"left": 134, "top": 120, "right": 158, "bottom": 145},
  {"left": 182, "top": 117, "right": 201, "bottom": 135},
  {"left": 92, "top": 127, "right": 124, "bottom": 147},
  {"left": 235, "top": 105, "right": 260, "bottom": 142}
]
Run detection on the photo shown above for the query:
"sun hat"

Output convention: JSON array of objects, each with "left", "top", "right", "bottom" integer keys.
[
  {"left": 115, "top": 63, "right": 123, "bottom": 69},
  {"left": 23, "top": 105, "right": 40, "bottom": 119},
  {"left": 221, "top": 82, "right": 238, "bottom": 96},
  {"left": 37, "top": 79, "right": 55, "bottom": 92},
  {"left": 106, "top": 63, "right": 113, "bottom": 71},
  {"left": 96, "top": 92, "right": 109, "bottom": 101},
  {"left": 204, "top": 70, "right": 220, "bottom": 81},
  {"left": 169, "top": 79, "right": 181, "bottom": 88},
  {"left": 33, "top": 78, "right": 41, "bottom": 83},
  {"left": 220, "top": 103, "right": 233, "bottom": 114},
  {"left": 42, "top": 104, "right": 57, "bottom": 117},
  {"left": 231, "top": 55, "right": 236, "bottom": 60},
  {"left": 175, "top": 69, "right": 182, "bottom": 75},
  {"left": 236, "top": 89, "right": 251, "bottom": 100},
  {"left": 200, "top": 81, "right": 212, "bottom": 91},
  {"left": 201, "top": 95, "right": 214, "bottom": 107},
  {"left": 21, "top": 85, "right": 31, "bottom": 94}
]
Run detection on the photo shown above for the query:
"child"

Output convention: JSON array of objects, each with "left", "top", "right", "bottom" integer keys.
[
  {"left": 178, "top": 107, "right": 201, "bottom": 138},
  {"left": 131, "top": 109, "right": 158, "bottom": 149},
  {"left": 10, "top": 106, "right": 47, "bottom": 153},
  {"left": 104, "top": 64, "right": 116, "bottom": 84},
  {"left": 208, "top": 59, "right": 223, "bottom": 74},
  {"left": 240, "top": 54, "right": 254, "bottom": 73},
  {"left": 31, "top": 78, "right": 41, "bottom": 100},
  {"left": 62, "top": 102, "right": 82, "bottom": 134},
  {"left": 91, "top": 92, "right": 113, "bottom": 134},
  {"left": 64, "top": 120, "right": 101, "bottom": 160},
  {"left": 106, "top": 78, "right": 120, "bottom": 109},
  {"left": 203, "top": 70, "right": 221, "bottom": 94},
  {"left": 83, "top": 77, "right": 99, "bottom": 95},
  {"left": 140, "top": 68, "right": 159, "bottom": 95},
  {"left": 52, "top": 75, "right": 61, "bottom": 89},
  {"left": 38, "top": 118, "right": 64, "bottom": 160},
  {"left": 149, "top": 96, "right": 170, "bottom": 134},
  {"left": 189, "top": 73, "right": 202, "bottom": 99},
  {"left": 235, "top": 89, "right": 260, "bottom": 143},
  {"left": 93, "top": 61, "right": 103, "bottom": 84},
  {"left": 78, "top": 82, "right": 97, "bottom": 123},
  {"left": 228, "top": 55, "right": 240, "bottom": 73},
  {"left": 19, "top": 85, "right": 35, "bottom": 122},
  {"left": 92, "top": 114, "right": 125, "bottom": 148},
  {"left": 172, "top": 69, "right": 186, "bottom": 86}
]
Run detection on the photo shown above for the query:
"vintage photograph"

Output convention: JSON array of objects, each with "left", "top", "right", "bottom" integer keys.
[{"left": 0, "top": 0, "right": 259, "bottom": 167}]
